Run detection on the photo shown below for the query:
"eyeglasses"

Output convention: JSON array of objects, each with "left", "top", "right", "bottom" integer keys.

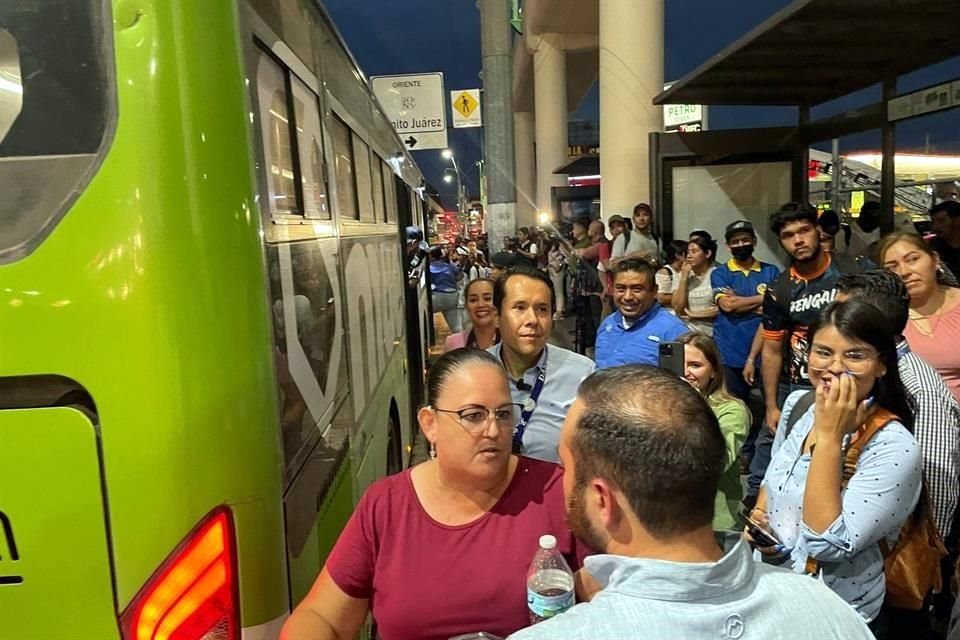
[
  {"left": 808, "top": 346, "right": 877, "bottom": 375},
  {"left": 431, "top": 404, "right": 522, "bottom": 434}
]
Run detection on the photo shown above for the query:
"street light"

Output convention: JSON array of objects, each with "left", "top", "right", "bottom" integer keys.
[{"left": 441, "top": 149, "right": 466, "bottom": 225}]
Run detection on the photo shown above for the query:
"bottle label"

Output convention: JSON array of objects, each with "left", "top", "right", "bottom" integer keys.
[{"left": 527, "top": 587, "right": 574, "bottom": 618}]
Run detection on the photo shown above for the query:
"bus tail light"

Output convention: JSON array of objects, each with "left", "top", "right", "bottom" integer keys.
[{"left": 120, "top": 507, "right": 239, "bottom": 640}]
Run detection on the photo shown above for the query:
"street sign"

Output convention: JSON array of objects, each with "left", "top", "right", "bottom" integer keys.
[
  {"left": 400, "top": 130, "right": 448, "bottom": 151},
  {"left": 371, "top": 72, "right": 448, "bottom": 150},
  {"left": 451, "top": 89, "right": 482, "bottom": 128},
  {"left": 662, "top": 82, "right": 706, "bottom": 133}
]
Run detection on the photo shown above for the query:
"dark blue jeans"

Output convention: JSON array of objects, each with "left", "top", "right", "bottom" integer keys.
[
  {"left": 723, "top": 365, "right": 759, "bottom": 458},
  {"left": 746, "top": 382, "right": 811, "bottom": 498}
]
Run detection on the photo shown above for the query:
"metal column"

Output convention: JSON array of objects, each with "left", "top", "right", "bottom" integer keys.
[
  {"left": 480, "top": 0, "right": 517, "bottom": 253},
  {"left": 880, "top": 78, "right": 897, "bottom": 235}
]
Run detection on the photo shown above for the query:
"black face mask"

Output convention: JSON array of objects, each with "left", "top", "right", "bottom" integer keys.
[{"left": 730, "top": 245, "right": 754, "bottom": 262}]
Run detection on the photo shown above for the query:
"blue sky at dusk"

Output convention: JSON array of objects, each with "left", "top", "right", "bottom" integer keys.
[{"left": 324, "top": 0, "right": 958, "bottom": 207}]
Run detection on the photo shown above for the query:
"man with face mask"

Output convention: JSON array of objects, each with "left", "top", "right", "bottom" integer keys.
[
  {"left": 711, "top": 221, "right": 780, "bottom": 405},
  {"left": 711, "top": 221, "right": 780, "bottom": 475}
]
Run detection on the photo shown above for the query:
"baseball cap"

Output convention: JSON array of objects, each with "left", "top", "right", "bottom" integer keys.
[
  {"left": 608, "top": 214, "right": 626, "bottom": 225},
  {"left": 724, "top": 220, "right": 756, "bottom": 241}
]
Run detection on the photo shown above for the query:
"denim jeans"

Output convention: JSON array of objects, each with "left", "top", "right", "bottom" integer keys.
[
  {"left": 723, "top": 365, "right": 758, "bottom": 458},
  {"left": 746, "top": 382, "right": 811, "bottom": 498}
]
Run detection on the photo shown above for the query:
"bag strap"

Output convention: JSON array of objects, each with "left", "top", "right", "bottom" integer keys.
[
  {"left": 803, "top": 408, "right": 896, "bottom": 575},
  {"left": 784, "top": 391, "right": 816, "bottom": 437}
]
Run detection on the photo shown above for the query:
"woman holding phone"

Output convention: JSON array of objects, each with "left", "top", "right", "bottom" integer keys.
[
  {"left": 677, "top": 332, "right": 750, "bottom": 548},
  {"left": 750, "top": 300, "right": 922, "bottom": 633}
]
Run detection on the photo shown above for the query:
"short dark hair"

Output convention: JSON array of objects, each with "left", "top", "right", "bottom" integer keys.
[
  {"left": 571, "top": 366, "right": 726, "bottom": 538},
  {"left": 429, "top": 245, "right": 444, "bottom": 260},
  {"left": 426, "top": 348, "right": 504, "bottom": 406},
  {"left": 493, "top": 265, "right": 556, "bottom": 313},
  {"left": 611, "top": 257, "right": 656, "bottom": 284},
  {"left": 819, "top": 209, "right": 841, "bottom": 235},
  {"left": 836, "top": 270, "right": 910, "bottom": 335},
  {"left": 663, "top": 239, "right": 688, "bottom": 264},
  {"left": 573, "top": 217, "right": 590, "bottom": 230},
  {"left": 518, "top": 226, "right": 531, "bottom": 236},
  {"left": 769, "top": 202, "right": 818, "bottom": 236},
  {"left": 931, "top": 200, "right": 960, "bottom": 219}
]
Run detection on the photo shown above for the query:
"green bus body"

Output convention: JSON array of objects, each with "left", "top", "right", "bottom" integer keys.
[{"left": 0, "top": 0, "right": 428, "bottom": 637}]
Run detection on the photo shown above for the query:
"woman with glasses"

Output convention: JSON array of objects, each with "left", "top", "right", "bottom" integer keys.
[
  {"left": 282, "top": 348, "right": 588, "bottom": 640},
  {"left": 751, "top": 301, "right": 922, "bottom": 634},
  {"left": 880, "top": 231, "right": 960, "bottom": 401}
]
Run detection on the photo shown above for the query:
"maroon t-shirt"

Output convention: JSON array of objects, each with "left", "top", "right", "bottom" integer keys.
[{"left": 326, "top": 457, "right": 588, "bottom": 640}]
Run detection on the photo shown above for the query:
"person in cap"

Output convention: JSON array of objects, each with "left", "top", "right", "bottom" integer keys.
[
  {"left": 405, "top": 225, "right": 428, "bottom": 287},
  {"left": 710, "top": 221, "right": 780, "bottom": 467}
]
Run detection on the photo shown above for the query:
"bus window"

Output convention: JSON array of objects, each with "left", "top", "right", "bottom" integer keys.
[
  {"left": 255, "top": 49, "right": 298, "bottom": 216},
  {"left": 352, "top": 134, "right": 375, "bottom": 223},
  {"left": 383, "top": 160, "right": 398, "bottom": 223},
  {"left": 330, "top": 116, "right": 357, "bottom": 220},
  {"left": 0, "top": 1, "right": 113, "bottom": 263},
  {"left": 291, "top": 77, "right": 330, "bottom": 220},
  {"left": 371, "top": 154, "right": 386, "bottom": 223}
]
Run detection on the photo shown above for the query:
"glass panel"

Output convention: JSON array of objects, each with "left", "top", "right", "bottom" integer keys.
[
  {"left": 352, "top": 133, "right": 375, "bottom": 222},
  {"left": 0, "top": 0, "right": 113, "bottom": 262},
  {"left": 255, "top": 50, "right": 298, "bottom": 215},
  {"left": 331, "top": 117, "right": 357, "bottom": 219},
  {"left": 671, "top": 162, "right": 791, "bottom": 269},
  {"left": 371, "top": 154, "right": 385, "bottom": 223},
  {"left": 291, "top": 77, "right": 330, "bottom": 220},
  {"left": 383, "top": 160, "right": 397, "bottom": 223}
]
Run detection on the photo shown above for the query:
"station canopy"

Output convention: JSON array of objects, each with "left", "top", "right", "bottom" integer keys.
[{"left": 654, "top": 0, "right": 960, "bottom": 108}]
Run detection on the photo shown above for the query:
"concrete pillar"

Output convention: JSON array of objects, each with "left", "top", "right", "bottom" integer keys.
[
  {"left": 513, "top": 111, "right": 536, "bottom": 229},
  {"left": 480, "top": 0, "right": 516, "bottom": 254},
  {"left": 599, "top": 0, "right": 663, "bottom": 222},
  {"left": 533, "top": 33, "right": 568, "bottom": 218}
]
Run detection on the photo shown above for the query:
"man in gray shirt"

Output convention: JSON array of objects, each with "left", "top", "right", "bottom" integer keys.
[
  {"left": 509, "top": 366, "right": 873, "bottom": 640},
  {"left": 488, "top": 265, "right": 595, "bottom": 463},
  {"left": 610, "top": 202, "right": 659, "bottom": 266}
]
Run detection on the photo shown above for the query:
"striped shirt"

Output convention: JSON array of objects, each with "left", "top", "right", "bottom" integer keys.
[{"left": 898, "top": 340, "right": 960, "bottom": 538}]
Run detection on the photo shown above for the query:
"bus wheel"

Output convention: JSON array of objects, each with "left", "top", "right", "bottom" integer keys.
[{"left": 386, "top": 414, "right": 403, "bottom": 475}]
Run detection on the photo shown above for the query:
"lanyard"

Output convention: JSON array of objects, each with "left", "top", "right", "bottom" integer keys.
[{"left": 501, "top": 348, "right": 548, "bottom": 452}]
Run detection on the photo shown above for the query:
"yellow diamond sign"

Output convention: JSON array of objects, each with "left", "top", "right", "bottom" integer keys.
[{"left": 451, "top": 89, "right": 482, "bottom": 128}]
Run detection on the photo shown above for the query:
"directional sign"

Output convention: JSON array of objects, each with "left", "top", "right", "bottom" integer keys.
[
  {"left": 451, "top": 89, "right": 482, "bottom": 128},
  {"left": 371, "top": 72, "right": 447, "bottom": 149},
  {"left": 401, "top": 130, "right": 448, "bottom": 151}
]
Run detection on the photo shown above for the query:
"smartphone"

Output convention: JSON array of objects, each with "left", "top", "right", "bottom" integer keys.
[
  {"left": 736, "top": 511, "right": 780, "bottom": 548},
  {"left": 658, "top": 341, "right": 685, "bottom": 378}
]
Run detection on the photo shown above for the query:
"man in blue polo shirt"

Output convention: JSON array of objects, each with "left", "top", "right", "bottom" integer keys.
[
  {"left": 712, "top": 221, "right": 780, "bottom": 402},
  {"left": 595, "top": 258, "right": 688, "bottom": 368},
  {"left": 712, "top": 220, "right": 780, "bottom": 470}
]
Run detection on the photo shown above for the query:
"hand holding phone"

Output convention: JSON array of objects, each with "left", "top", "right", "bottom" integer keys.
[
  {"left": 736, "top": 510, "right": 781, "bottom": 549},
  {"left": 658, "top": 342, "right": 685, "bottom": 378}
]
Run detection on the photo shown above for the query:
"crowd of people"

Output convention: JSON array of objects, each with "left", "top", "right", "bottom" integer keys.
[{"left": 284, "top": 199, "right": 960, "bottom": 640}]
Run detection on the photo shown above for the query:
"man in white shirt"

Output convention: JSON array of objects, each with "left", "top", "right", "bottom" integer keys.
[{"left": 610, "top": 203, "right": 659, "bottom": 266}]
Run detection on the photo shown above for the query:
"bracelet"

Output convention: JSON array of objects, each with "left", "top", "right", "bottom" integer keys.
[{"left": 745, "top": 358, "right": 755, "bottom": 365}]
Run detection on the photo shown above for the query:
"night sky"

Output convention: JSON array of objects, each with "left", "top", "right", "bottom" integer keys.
[{"left": 324, "top": 0, "right": 959, "bottom": 208}]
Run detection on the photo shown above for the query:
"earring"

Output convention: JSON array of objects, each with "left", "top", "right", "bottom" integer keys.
[{"left": 429, "top": 442, "right": 437, "bottom": 460}]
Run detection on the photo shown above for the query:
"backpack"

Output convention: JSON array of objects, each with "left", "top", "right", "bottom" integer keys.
[{"left": 787, "top": 396, "right": 947, "bottom": 610}]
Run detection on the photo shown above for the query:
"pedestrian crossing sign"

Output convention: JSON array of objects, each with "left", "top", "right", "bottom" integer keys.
[{"left": 451, "top": 89, "right": 482, "bottom": 128}]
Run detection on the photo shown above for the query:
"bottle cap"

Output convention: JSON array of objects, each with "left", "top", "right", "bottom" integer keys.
[{"left": 539, "top": 534, "right": 557, "bottom": 550}]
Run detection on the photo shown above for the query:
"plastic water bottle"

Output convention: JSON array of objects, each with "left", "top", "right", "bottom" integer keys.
[{"left": 526, "top": 534, "right": 575, "bottom": 624}]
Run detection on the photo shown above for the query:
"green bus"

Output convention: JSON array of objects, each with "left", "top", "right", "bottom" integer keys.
[{"left": 0, "top": 0, "right": 431, "bottom": 638}]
